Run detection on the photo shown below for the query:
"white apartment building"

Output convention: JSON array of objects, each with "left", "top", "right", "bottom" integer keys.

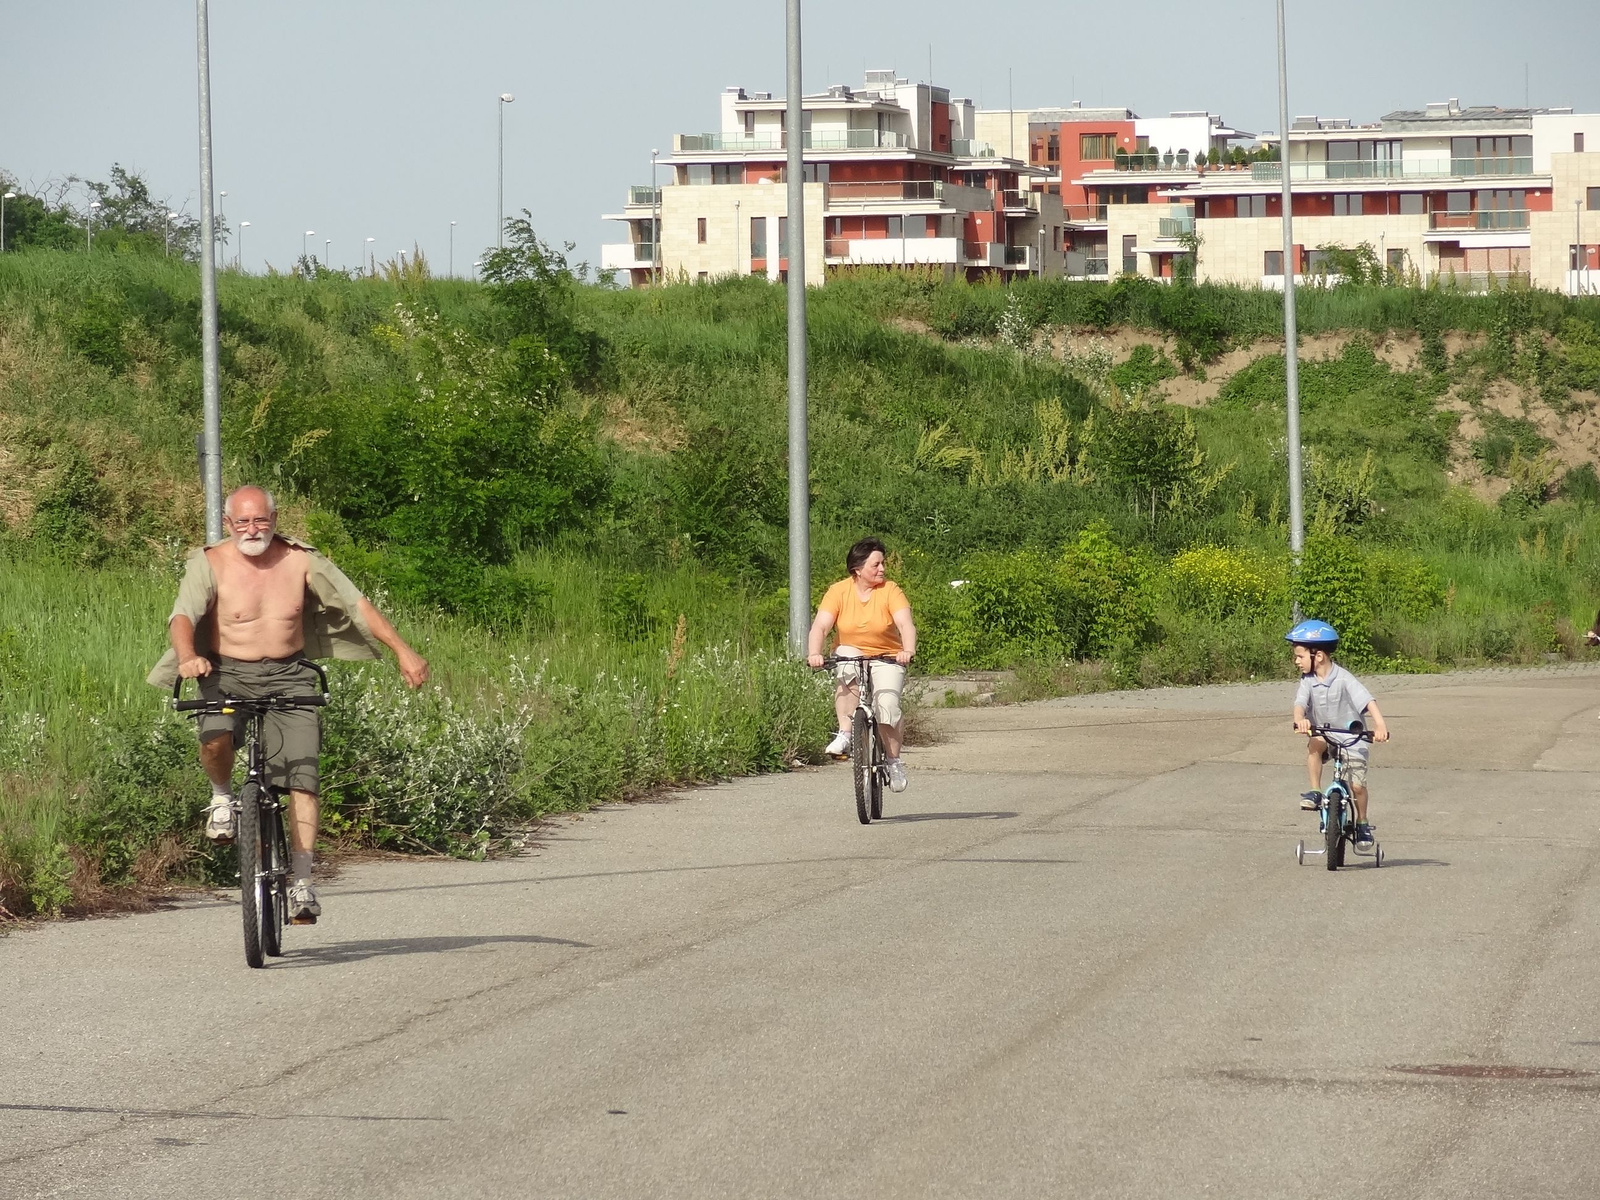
[
  {"left": 601, "top": 71, "right": 1068, "bottom": 287},
  {"left": 1061, "top": 100, "right": 1600, "bottom": 293}
]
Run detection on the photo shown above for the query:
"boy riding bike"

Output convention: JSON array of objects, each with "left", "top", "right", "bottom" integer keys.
[{"left": 1287, "top": 619, "right": 1390, "bottom": 853}]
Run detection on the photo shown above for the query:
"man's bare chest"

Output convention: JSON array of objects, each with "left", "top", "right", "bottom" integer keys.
[{"left": 212, "top": 554, "right": 310, "bottom": 624}]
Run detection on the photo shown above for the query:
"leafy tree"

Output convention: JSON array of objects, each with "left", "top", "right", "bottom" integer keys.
[{"left": 479, "top": 214, "right": 607, "bottom": 389}]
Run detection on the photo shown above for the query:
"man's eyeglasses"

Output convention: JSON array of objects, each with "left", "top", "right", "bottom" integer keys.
[{"left": 229, "top": 517, "right": 274, "bottom": 530}]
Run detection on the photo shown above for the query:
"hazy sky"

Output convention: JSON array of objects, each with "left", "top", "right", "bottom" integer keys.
[{"left": 4, "top": 1, "right": 1597, "bottom": 276}]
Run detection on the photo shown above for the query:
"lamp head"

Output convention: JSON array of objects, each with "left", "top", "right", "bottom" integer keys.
[
  {"left": 500, "top": 93, "right": 514, "bottom": 103},
  {"left": 240, "top": 221, "right": 250, "bottom": 228},
  {"left": 3, "top": 192, "right": 15, "bottom": 200}
]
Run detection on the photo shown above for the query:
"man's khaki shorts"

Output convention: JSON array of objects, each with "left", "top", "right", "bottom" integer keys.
[
  {"left": 198, "top": 656, "right": 322, "bottom": 794},
  {"left": 833, "top": 645, "right": 906, "bottom": 727},
  {"left": 1316, "top": 741, "right": 1369, "bottom": 788}
]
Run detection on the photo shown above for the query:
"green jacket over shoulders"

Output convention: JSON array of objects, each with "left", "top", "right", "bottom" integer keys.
[{"left": 146, "top": 537, "right": 385, "bottom": 688}]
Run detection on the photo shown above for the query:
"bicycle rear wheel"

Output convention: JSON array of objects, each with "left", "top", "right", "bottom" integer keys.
[
  {"left": 237, "top": 781, "right": 266, "bottom": 967},
  {"left": 1324, "top": 791, "right": 1342, "bottom": 872},
  {"left": 869, "top": 736, "right": 884, "bottom": 821},
  {"left": 852, "top": 709, "right": 873, "bottom": 825},
  {"left": 261, "top": 796, "right": 287, "bottom": 958}
]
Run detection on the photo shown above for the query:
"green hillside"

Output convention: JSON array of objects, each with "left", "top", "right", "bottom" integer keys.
[{"left": 5, "top": 232, "right": 1600, "bottom": 918}]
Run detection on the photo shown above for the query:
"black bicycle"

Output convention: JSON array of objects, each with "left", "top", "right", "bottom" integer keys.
[
  {"left": 173, "top": 663, "right": 329, "bottom": 968},
  {"left": 818, "top": 654, "right": 900, "bottom": 824},
  {"left": 1296, "top": 722, "right": 1381, "bottom": 871}
]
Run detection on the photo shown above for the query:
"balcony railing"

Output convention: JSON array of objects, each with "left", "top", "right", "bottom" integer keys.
[
  {"left": 628, "top": 186, "right": 660, "bottom": 205},
  {"left": 1004, "top": 245, "right": 1031, "bottom": 267},
  {"left": 1158, "top": 215, "right": 1195, "bottom": 237},
  {"left": 600, "top": 243, "right": 656, "bottom": 270},
  {"left": 676, "top": 129, "right": 910, "bottom": 152},
  {"left": 1062, "top": 204, "right": 1108, "bottom": 223},
  {"left": 1083, "top": 257, "right": 1110, "bottom": 276},
  {"left": 825, "top": 180, "right": 945, "bottom": 203},
  {"left": 999, "top": 190, "right": 1039, "bottom": 212},
  {"left": 1252, "top": 157, "right": 1535, "bottom": 183},
  {"left": 952, "top": 139, "right": 998, "bottom": 158},
  {"left": 822, "top": 236, "right": 964, "bottom": 265},
  {"left": 1429, "top": 209, "right": 1531, "bottom": 231}
]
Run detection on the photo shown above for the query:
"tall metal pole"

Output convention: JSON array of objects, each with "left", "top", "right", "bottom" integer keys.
[
  {"left": 1276, "top": 0, "right": 1304, "bottom": 566},
  {"left": 196, "top": 0, "right": 223, "bottom": 544},
  {"left": 1, "top": 192, "right": 11, "bottom": 252},
  {"left": 497, "top": 94, "right": 514, "bottom": 249},
  {"left": 651, "top": 149, "right": 661, "bottom": 285},
  {"left": 450, "top": 220, "right": 456, "bottom": 277},
  {"left": 785, "top": 0, "right": 811, "bottom": 657}
]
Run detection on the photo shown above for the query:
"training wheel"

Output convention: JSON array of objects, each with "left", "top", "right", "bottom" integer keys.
[
  {"left": 1296, "top": 840, "right": 1305, "bottom": 865},
  {"left": 1373, "top": 844, "right": 1383, "bottom": 868}
]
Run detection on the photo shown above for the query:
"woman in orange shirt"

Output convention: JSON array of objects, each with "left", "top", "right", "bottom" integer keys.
[{"left": 806, "top": 537, "right": 918, "bottom": 792}]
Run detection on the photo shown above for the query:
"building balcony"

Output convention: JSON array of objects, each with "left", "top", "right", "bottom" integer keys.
[
  {"left": 823, "top": 236, "right": 963, "bottom": 265},
  {"left": 1158, "top": 215, "right": 1195, "bottom": 238},
  {"left": 952, "top": 139, "right": 998, "bottom": 158},
  {"left": 1428, "top": 209, "right": 1530, "bottom": 231},
  {"left": 601, "top": 242, "right": 655, "bottom": 270},
  {"left": 675, "top": 129, "right": 911, "bottom": 153},
  {"left": 1003, "top": 245, "right": 1032, "bottom": 269},
  {"left": 628, "top": 186, "right": 661, "bottom": 206},
  {"left": 1062, "top": 204, "right": 1108, "bottom": 225},
  {"left": 1081, "top": 257, "right": 1110, "bottom": 277},
  {"left": 1251, "top": 157, "right": 1535, "bottom": 183},
  {"left": 999, "top": 190, "right": 1039, "bottom": 213},
  {"left": 825, "top": 180, "right": 946, "bottom": 206}
]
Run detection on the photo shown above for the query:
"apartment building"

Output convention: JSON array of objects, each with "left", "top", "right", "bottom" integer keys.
[
  {"left": 600, "top": 71, "right": 1068, "bottom": 287},
  {"left": 1060, "top": 99, "right": 1600, "bottom": 293},
  {"left": 975, "top": 105, "right": 1252, "bottom": 280}
]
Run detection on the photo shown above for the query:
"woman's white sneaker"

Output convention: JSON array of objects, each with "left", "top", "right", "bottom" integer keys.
[
  {"left": 887, "top": 760, "right": 908, "bottom": 793},
  {"left": 825, "top": 730, "right": 851, "bottom": 757}
]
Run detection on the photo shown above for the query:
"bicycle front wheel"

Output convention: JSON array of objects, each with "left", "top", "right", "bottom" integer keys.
[
  {"left": 237, "top": 781, "right": 266, "bottom": 968},
  {"left": 261, "top": 796, "right": 287, "bottom": 958},
  {"left": 852, "top": 709, "right": 873, "bottom": 825},
  {"left": 1323, "top": 791, "right": 1342, "bottom": 872}
]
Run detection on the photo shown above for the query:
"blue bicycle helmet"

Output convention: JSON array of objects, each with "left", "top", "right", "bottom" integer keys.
[{"left": 1285, "top": 618, "right": 1339, "bottom": 647}]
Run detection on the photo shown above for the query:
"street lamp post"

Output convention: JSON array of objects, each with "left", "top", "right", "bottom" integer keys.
[
  {"left": 195, "top": 0, "right": 224, "bottom": 543},
  {"left": 1577, "top": 199, "right": 1585, "bottom": 297},
  {"left": 1, "top": 191, "right": 14, "bottom": 253},
  {"left": 238, "top": 220, "right": 249, "bottom": 269},
  {"left": 365, "top": 237, "right": 375, "bottom": 276},
  {"left": 498, "top": 93, "right": 515, "bottom": 249},
  {"left": 784, "top": 0, "right": 810, "bottom": 656},
  {"left": 1275, "top": 0, "right": 1306, "bottom": 582},
  {"left": 651, "top": 149, "right": 661, "bottom": 285},
  {"left": 165, "top": 211, "right": 179, "bottom": 257},
  {"left": 449, "top": 220, "right": 456, "bottom": 277},
  {"left": 303, "top": 229, "right": 314, "bottom": 268},
  {"left": 325, "top": 238, "right": 331, "bottom": 269},
  {"left": 87, "top": 200, "right": 101, "bottom": 252}
]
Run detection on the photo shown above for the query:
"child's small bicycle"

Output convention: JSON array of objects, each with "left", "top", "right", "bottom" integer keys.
[{"left": 1295, "top": 722, "right": 1383, "bottom": 871}]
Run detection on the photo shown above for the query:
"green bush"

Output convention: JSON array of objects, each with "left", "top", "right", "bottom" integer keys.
[
  {"left": 1366, "top": 549, "right": 1446, "bottom": 622},
  {"left": 1169, "top": 545, "right": 1284, "bottom": 620},
  {"left": 1297, "top": 533, "right": 1372, "bottom": 659}
]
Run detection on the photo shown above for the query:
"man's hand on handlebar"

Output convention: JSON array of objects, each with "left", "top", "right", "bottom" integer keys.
[{"left": 177, "top": 656, "right": 213, "bottom": 679}]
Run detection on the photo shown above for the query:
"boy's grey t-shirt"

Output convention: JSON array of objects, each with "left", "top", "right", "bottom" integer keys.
[{"left": 1295, "top": 664, "right": 1375, "bottom": 757}]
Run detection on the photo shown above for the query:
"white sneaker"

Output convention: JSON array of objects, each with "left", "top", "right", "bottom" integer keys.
[
  {"left": 289, "top": 882, "right": 321, "bottom": 924},
  {"left": 887, "top": 760, "right": 908, "bottom": 793},
  {"left": 204, "top": 799, "right": 236, "bottom": 843},
  {"left": 825, "top": 730, "right": 851, "bottom": 757}
]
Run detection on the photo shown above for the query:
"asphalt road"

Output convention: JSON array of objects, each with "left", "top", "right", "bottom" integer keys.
[{"left": 7, "top": 665, "right": 1600, "bottom": 1199}]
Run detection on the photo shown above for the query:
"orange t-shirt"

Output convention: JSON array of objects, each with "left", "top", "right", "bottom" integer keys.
[{"left": 819, "top": 579, "right": 910, "bottom": 656}]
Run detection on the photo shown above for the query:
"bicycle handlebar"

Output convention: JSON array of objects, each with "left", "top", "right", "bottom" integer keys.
[
  {"left": 815, "top": 654, "right": 904, "bottom": 669},
  {"left": 1308, "top": 723, "right": 1374, "bottom": 747},
  {"left": 171, "top": 660, "right": 330, "bottom": 712}
]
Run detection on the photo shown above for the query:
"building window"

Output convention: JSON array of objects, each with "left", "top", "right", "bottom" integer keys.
[
  {"left": 698, "top": 271, "right": 709, "bottom": 282},
  {"left": 1264, "top": 250, "right": 1283, "bottom": 276},
  {"left": 743, "top": 110, "right": 756, "bottom": 136},
  {"left": 829, "top": 217, "right": 843, "bottom": 236},
  {"left": 778, "top": 216, "right": 788, "bottom": 255},
  {"left": 1047, "top": 134, "right": 1060, "bottom": 163},
  {"left": 1589, "top": 187, "right": 1600, "bottom": 211},
  {"left": 886, "top": 215, "right": 903, "bottom": 239},
  {"left": 1399, "top": 193, "right": 1425, "bottom": 215},
  {"left": 1332, "top": 194, "right": 1362, "bottom": 216},
  {"left": 1080, "top": 133, "right": 1115, "bottom": 160},
  {"left": 1241, "top": 194, "right": 1268, "bottom": 218},
  {"left": 1121, "top": 234, "right": 1137, "bottom": 275},
  {"left": 1578, "top": 132, "right": 1586, "bottom": 153},
  {"left": 750, "top": 216, "right": 766, "bottom": 260},
  {"left": 1386, "top": 248, "right": 1406, "bottom": 274},
  {"left": 697, "top": 217, "right": 707, "bottom": 244}
]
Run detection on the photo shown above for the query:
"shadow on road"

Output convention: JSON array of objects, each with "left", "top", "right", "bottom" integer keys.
[
  {"left": 1377, "top": 858, "right": 1452, "bottom": 868},
  {"left": 279, "top": 933, "right": 591, "bottom": 967},
  {"left": 881, "top": 811, "right": 1019, "bottom": 822}
]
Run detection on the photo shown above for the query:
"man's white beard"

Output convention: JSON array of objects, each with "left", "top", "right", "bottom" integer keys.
[{"left": 236, "top": 532, "right": 271, "bottom": 557}]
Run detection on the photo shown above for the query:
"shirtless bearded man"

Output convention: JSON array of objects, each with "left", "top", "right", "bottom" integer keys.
[{"left": 150, "top": 486, "right": 427, "bottom": 923}]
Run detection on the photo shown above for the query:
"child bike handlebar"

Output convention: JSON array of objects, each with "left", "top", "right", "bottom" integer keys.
[{"left": 1308, "top": 723, "right": 1374, "bottom": 749}]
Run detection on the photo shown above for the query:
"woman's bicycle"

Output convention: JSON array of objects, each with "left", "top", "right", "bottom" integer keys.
[
  {"left": 818, "top": 654, "right": 900, "bottom": 824},
  {"left": 173, "top": 663, "right": 329, "bottom": 968},
  {"left": 1296, "top": 721, "right": 1382, "bottom": 871}
]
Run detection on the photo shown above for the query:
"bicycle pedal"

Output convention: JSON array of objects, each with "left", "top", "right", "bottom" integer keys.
[{"left": 291, "top": 914, "right": 318, "bottom": 926}]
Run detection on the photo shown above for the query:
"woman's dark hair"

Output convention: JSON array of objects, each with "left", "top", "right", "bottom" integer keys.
[{"left": 846, "top": 537, "right": 887, "bottom": 576}]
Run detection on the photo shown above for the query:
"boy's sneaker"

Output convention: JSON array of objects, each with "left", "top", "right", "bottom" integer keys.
[
  {"left": 288, "top": 882, "right": 321, "bottom": 925},
  {"left": 1353, "top": 823, "right": 1376, "bottom": 853},
  {"left": 825, "top": 730, "right": 851, "bottom": 758},
  {"left": 1299, "top": 791, "right": 1324, "bottom": 811},
  {"left": 204, "top": 800, "right": 236, "bottom": 843},
  {"left": 887, "top": 760, "right": 909, "bottom": 793}
]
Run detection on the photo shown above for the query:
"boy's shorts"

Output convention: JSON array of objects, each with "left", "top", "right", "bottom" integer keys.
[
  {"left": 1318, "top": 745, "right": 1369, "bottom": 788},
  {"left": 197, "top": 655, "right": 323, "bottom": 794}
]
